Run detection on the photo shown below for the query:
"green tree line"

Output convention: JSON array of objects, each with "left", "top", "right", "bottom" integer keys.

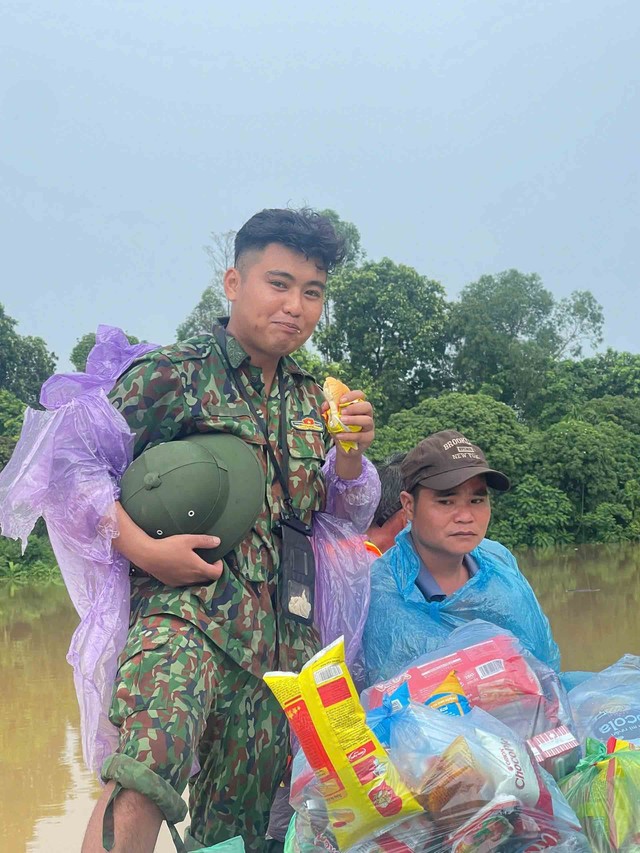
[
  {"left": 0, "top": 210, "right": 638, "bottom": 581},
  {"left": 0, "top": 305, "right": 59, "bottom": 583}
]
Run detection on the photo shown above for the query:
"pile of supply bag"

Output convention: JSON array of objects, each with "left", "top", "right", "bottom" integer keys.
[{"left": 264, "top": 620, "right": 640, "bottom": 852}]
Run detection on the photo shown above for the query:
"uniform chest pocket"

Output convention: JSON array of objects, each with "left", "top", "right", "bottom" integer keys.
[
  {"left": 287, "top": 427, "right": 326, "bottom": 463},
  {"left": 198, "top": 402, "right": 265, "bottom": 447},
  {"left": 286, "top": 429, "right": 327, "bottom": 514}
]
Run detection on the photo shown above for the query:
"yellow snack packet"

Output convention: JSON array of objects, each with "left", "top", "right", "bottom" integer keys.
[
  {"left": 322, "top": 377, "right": 363, "bottom": 453},
  {"left": 425, "top": 671, "right": 471, "bottom": 717},
  {"left": 264, "top": 637, "right": 423, "bottom": 850}
]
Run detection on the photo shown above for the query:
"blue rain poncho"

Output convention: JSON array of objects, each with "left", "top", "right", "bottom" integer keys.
[{"left": 363, "top": 526, "right": 560, "bottom": 685}]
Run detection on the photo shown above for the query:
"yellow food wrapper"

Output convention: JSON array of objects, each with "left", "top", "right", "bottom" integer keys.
[
  {"left": 322, "top": 377, "right": 363, "bottom": 453},
  {"left": 264, "top": 637, "right": 423, "bottom": 850},
  {"left": 425, "top": 671, "right": 471, "bottom": 717}
]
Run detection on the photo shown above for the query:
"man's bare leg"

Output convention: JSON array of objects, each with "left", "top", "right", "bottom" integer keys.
[{"left": 82, "top": 780, "right": 163, "bottom": 853}]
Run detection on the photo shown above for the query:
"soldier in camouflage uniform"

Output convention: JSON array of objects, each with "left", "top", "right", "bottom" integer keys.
[{"left": 82, "top": 209, "right": 376, "bottom": 853}]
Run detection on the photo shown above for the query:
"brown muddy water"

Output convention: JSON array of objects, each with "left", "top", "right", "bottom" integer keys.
[{"left": 1, "top": 543, "right": 639, "bottom": 852}]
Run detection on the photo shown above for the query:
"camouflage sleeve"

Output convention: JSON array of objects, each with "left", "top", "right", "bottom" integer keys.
[{"left": 108, "top": 354, "right": 191, "bottom": 458}]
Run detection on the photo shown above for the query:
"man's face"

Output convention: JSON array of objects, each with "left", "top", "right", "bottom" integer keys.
[
  {"left": 400, "top": 474, "right": 491, "bottom": 560},
  {"left": 224, "top": 243, "right": 326, "bottom": 364}
]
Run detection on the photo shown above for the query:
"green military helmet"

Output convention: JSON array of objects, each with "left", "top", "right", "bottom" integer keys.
[{"left": 120, "top": 433, "right": 265, "bottom": 564}]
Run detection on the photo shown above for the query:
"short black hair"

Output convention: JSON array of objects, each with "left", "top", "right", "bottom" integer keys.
[
  {"left": 234, "top": 208, "right": 346, "bottom": 272},
  {"left": 374, "top": 452, "right": 407, "bottom": 526}
]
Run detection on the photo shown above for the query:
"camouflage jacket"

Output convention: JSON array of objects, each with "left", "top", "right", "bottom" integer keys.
[{"left": 108, "top": 320, "right": 331, "bottom": 675}]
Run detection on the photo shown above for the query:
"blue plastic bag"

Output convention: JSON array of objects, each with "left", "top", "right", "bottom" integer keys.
[{"left": 568, "top": 654, "right": 640, "bottom": 746}]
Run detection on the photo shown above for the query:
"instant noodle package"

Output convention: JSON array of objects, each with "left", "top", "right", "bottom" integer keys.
[
  {"left": 266, "top": 636, "right": 589, "bottom": 852},
  {"left": 265, "top": 637, "right": 423, "bottom": 851}
]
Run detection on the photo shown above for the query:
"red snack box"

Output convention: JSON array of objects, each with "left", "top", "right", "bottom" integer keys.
[{"left": 527, "top": 726, "right": 580, "bottom": 780}]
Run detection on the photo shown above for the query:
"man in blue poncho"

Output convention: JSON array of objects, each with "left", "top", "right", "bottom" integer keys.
[{"left": 363, "top": 430, "right": 560, "bottom": 685}]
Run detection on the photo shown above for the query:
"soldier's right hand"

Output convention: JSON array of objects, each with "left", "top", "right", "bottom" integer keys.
[{"left": 138, "top": 534, "right": 224, "bottom": 587}]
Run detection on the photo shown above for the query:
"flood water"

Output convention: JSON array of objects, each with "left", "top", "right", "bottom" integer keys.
[{"left": 2, "top": 543, "right": 639, "bottom": 852}]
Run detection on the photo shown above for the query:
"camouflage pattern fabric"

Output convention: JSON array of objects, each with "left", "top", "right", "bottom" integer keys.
[
  {"left": 108, "top": 321, "right": 329, "bottom": 675},
  {"left": 105, "top": 613, "right": 288, "bottom": 852},
  {"left": 104, "top": 321, "right": 330, "bottom": 849}
]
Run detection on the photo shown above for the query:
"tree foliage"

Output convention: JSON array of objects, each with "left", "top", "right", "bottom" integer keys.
[
  {"left": 551, "top": 290, "right": 604, "bottom": 358},
  {"left": 489, "top": 475, "right": 574, "bottom": 549},
  {"left": 447, "top": 271, "right": 604, "bottom": 416},
  {"left": 314, "top": 259, "right": 449, "bottom": 421},
  {"left": 534, "top": 350, "right": 640, "bottom": 427},
  {"left": 0, "top": 304, "right": 56, "bottom": 407},
  {"left": 0, "top": 389, "right": 27, "bottom": 471},
  {"left": 176, "top": 285, "right": 227, "bottom": 340},
  {"left": 176, "top": 229, "right": 235, "bottom": 339},
  {"left": 372, "top": 392, "right": 530, "bottom": 481},
  {"left": 531, "top": 419, "right": 639, "bottom": 517},
  {"left": 317, "top": 208, "right": 365, "bottom": 268}
]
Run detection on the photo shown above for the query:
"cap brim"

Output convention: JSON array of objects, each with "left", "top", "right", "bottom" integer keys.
[{"left": 415, "top": 466, "right": 510, "bottom": 492}]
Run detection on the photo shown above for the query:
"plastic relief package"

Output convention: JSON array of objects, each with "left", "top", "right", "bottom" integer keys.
[
  {"left": 567, "top": 654, "right": 640, "bottom": 747},
  {"left": 265, "top": 638, "right": 423, "bottom": 851},
  {"left": 361, "top": 621, "right": 577, "bottom": 758},
  {"left": 559, "top": 737, "right": 640, "bottom": 852},
  {"left": 385, "top": 702, "right": 588, "bottom": 851},
  {"left": 276, "top": 638, "right": 589, "bottom": 852}
]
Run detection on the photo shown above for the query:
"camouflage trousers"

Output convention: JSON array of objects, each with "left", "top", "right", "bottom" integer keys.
[{"left": 102, "top": 614, "right": 289, "bottom": 853}]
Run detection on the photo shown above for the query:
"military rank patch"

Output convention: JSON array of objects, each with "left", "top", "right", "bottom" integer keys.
[{"left": 291, "top": 416, "right": 324, "bottom": 432}]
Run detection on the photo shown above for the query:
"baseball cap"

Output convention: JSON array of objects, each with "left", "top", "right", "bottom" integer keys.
[
  {"left": 401, "top": 430, "right": 510, "bottom": 493},
  {"left": 120, "top": 433, "right": 266, "bottom": 564}
]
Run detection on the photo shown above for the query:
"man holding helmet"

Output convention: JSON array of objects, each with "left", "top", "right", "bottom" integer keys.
[{"left": 82, "top": 209, "right": 377, "bottom": 853}]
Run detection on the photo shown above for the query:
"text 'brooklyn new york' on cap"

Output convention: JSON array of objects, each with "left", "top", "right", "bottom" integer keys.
[{"left": 401, "top": 430, "right": 511, "bottom": 493}]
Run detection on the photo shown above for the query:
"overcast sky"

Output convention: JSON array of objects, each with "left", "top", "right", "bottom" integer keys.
[{"left": 1, "top": 0, "right": 638, "bottom": 370}]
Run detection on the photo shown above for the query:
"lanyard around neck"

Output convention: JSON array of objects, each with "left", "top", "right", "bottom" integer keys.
[
  {"left": 213, "top": 322, "right": 297, "bottom": 518},
  {"left": 230, "top": 364, "right": 296, "bottom": 518}
]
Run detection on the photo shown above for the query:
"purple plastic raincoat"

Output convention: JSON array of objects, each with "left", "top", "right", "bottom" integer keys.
[{"left": 0, "top": 326, "right": 378, "bottom": 775}]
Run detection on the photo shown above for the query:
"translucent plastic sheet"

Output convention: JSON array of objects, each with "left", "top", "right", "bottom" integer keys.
[
  {"left": 0, "top": 326, "right": 158, "bottom": 773},
  {"left": 312, "top": 513, "right": 373, "bottom": 690},
  {"left": 286, "top": 702, "right": 589, "bottom": 852},
  {"left": 322, "top": 448, "right": 381, "bottom": 534},
  {"left": 567, "top": 654, "right": 640, "bottom": 746},
  {"left": 559, "top": 737, "right": 640, "bottom": 853}
]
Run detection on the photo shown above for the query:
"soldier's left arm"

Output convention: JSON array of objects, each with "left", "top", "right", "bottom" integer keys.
[{"left": 320, "top": 390, "right": 380, "bottom": 532}]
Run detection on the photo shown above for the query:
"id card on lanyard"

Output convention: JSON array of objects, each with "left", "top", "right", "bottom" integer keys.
[
  {"left": 277, "top": 514, "right": 316, "bottom": 625},
  {"left": 228, "top": 361, "right": 316, "bottom": 626}
]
